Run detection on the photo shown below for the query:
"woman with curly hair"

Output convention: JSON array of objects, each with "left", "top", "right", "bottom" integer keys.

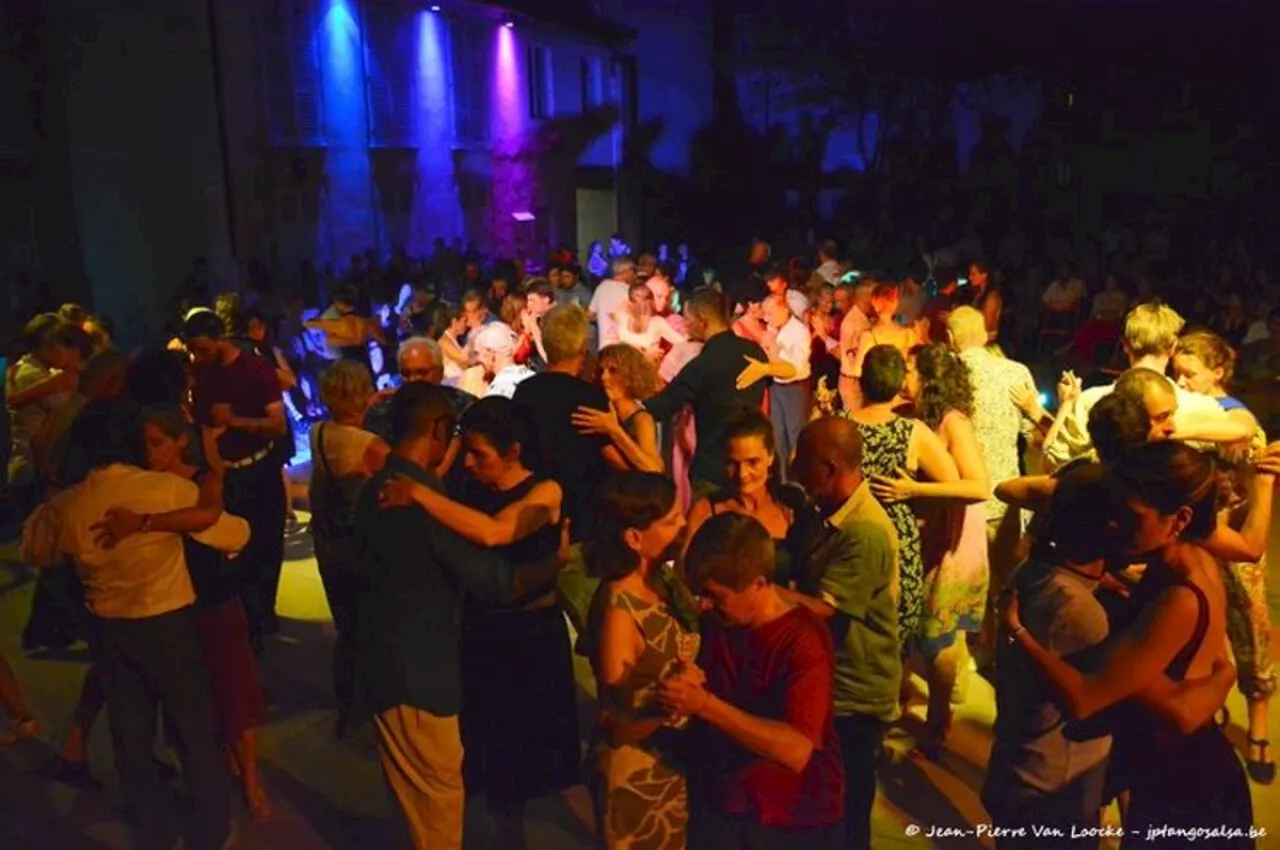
[
  {"left": 572, "top": 343, "right": 663, "bottom": 473},
  {"left": 840, "top": 346, "right": 960, "bottom": 654},
  {"left": 1175, "top": 329, "right": 1274, "bottom": 782},
  {"left": 869, "top": 343, "right": 989, "bottom": 755}
]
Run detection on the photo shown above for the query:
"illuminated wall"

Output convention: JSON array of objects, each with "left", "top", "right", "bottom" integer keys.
[
  {"left": 53, "top": 0, "right": 643, "bottom": 328},
  {"left": 411, "top": 9, "right": 461, "bottom": 247},
  {"left": 490, "top": 23, "right": 535, "bottom": 255},
  {"left": 318, "top": 0, "right": 375, "bottom": 264}
]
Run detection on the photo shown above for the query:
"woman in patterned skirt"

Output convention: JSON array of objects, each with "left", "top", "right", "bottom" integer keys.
[
  {"left": 839, "top": 345, "right": 959, "bottom": 649},
  {"left": 582, "top": 471, "right": 701, "bottom": 850},
  {"left": 1174, "top": 329, "right": 1275, "bottom": 782}
]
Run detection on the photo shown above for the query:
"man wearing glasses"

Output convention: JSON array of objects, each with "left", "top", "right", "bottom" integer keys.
[
  {"left": 364, "top": 336, "right": 476, "bottom": 447},
  {"left": 355, "top": 383, "right": 515, "bottom": 850}
]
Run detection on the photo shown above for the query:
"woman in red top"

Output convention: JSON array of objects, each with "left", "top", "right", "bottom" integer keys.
[{"left": 661, "top": 513, "right": 844, "bottom": 850}]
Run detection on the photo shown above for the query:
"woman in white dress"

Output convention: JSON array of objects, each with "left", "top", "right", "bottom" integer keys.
[
  {"left": 430, "top": 305, "right": 469, "bottom": 386},
  {"left": 609, "top": 282, "right": 687, "bottom": 365}
]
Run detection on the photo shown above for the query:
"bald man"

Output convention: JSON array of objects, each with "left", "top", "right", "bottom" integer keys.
[{"left": 789, "top": 417, "right": 901, "bottom": 850}]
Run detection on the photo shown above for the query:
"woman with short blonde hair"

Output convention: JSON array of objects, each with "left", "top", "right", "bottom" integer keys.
[
  {"left": 311, "top": 359, "right": 388, "bottom": 736},
  {"left": 1123, "top": 301, "right": 1186, "bottom": 360},
  {"left": 319, "top": 359, "right": 375, "bottom": 422}
]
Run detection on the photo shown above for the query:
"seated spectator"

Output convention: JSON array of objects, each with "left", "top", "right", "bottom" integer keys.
[
  {"left": 1239, "top": 313, "right": 1280, "bottom": 386},
  {"left": 1212, "top": 293, "right": 1251, "bottom": 348},
  {"left": 1241, "top": 300, "right": 1272, "bottom": 348},
  {"left": 1042, "top": 265, "right": 1086, "bottom": 314},
  {"left": 1060, "top": 275, "right": 1129, "bottom": 362}
]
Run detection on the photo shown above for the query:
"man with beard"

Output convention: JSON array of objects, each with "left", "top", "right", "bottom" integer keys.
[{"left": 183, "top": 310, "right": 289, "bottom": 651}]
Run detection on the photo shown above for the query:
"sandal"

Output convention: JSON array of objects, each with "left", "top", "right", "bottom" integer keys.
[
  {"left": 1247, "top": 737, "right": 1276, "bottom": 785},
  {"left": 244, "top": 781, "right": 273, "bottom": 823}
]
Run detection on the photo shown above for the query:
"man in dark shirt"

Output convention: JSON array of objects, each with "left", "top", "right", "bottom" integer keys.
[
  {"left": 511, "top": 304, "right": 621, "bottom": 543},
  {"left": 661, "top": 513, "right": 844, "bottom": 850},
  {"left": 184, "top": 309, "right": 288, "bottom": 651},
  {"left": 644, "top": 288, "right": 769, "bottom": 495},
  {"left": 511, "top": 304, "right": 623, "bottom": 632},
  {"left": 355, "top": 382, "right": 515, "bottom": 850}
]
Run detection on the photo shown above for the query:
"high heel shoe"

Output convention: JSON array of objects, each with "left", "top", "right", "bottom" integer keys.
[{"left": 1247, "top": 737, "right": 1276, "bottom": 785}]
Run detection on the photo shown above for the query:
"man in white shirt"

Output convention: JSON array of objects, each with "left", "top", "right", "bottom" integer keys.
[
  {"left": 1042, "top": 265, "right": 1086, "bottom": 313},
  {"left": 762, "top": 295, "right": 811, "bottom": 482},
  {"left": 1043, "top": 301, "right": 1242, "bottom": 470},
  {"left": 21, "top": 399, "right": 249, "bottom": 850},
  {"left": 587, "top": 258, "right": 635, "bottom": 350},
  {"left": 813, "top": 239, "right": 843, "bottom": 285}
]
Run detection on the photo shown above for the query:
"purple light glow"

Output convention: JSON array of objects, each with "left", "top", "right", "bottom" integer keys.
[
  {"left": 494, "top": 24, "right": 521, "bottom": 136},
  {"left": 504, "top": 20, "right": 515, "bottom": 29},
  {"left": 490, "top": 24, "right": 536, "bottom": 257}
]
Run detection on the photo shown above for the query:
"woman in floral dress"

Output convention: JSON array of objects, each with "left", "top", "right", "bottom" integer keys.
[
  {"left": 583, "top": 472, "right": 701, "bottom": 850},
  {"left": 870, "top": 343, "right": 990, "bottom": 756},
  {"left": 840, "top": 344, "right": 959, "bottom": 648}
]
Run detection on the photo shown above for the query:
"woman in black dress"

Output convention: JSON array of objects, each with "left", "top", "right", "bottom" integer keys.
[
  {"left": 379, "top": 397, "right": 577, "bottom": 849},
  {"left": 1004, "top": 441, "right": 1269, "bottom": 848}
]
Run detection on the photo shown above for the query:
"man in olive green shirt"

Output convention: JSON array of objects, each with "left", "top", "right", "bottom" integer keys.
[{"left": 790, "top": 417, "right": 901, "bottom": 850}]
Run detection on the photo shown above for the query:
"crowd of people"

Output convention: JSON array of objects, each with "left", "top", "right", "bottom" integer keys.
[{"left": 2, "top": 230, "right": 1279, "bottom": 850}]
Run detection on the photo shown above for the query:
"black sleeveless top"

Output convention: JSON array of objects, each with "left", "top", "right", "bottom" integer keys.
[
  {"left": 1108, "top": 566, "right": 1211, "bottom": 766},
  {"left": 458, "top": 473, "right": 560, "bottom": 609},
  {"left": 183, "top": 468, "right": 243, "bottom": 608},
  {"left": 707, "top": 483, "right": 808, "bottom": 587},
  {"left": 1108, "top": 563, "right": 1254, "bottom": 846},
  {"left": 1125, "top": 567, "right": 1210, "bottom": 682}
]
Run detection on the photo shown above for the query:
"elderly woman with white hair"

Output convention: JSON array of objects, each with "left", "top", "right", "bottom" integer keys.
[{"left": 460, "top": 322, "right": 534, "bottom": 399}]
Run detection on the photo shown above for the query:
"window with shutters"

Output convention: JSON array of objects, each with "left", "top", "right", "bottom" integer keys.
[
  {"left": 450, "top": 22, "right": 489, "bottom": 146},
  {"left": 363, "top": 3, "right": 413, "bottom": 148},
  {"left": 261, "top": 0, "right": 326, "bottom": 147},
  {"left": 527, "top": 45, "right": 550, "bottom": 120}
]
